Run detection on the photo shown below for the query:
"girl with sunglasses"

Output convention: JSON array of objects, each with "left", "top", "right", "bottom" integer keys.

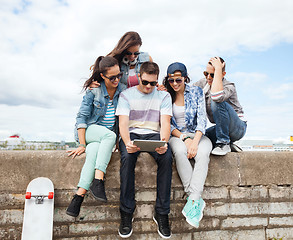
[
  {"left": 163, "top": 62, "right": 212, "bottom": 228},
  {"left": 66, "top": 56, "right": 123, "bottom": 218},
  {"left": 90, "top": 31, "right": 152, "bottom": 90},
  {"left": 108, "top": 31, "right": 152, "bottom": 89}
]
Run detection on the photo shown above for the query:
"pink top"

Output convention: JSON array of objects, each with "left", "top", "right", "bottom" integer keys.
[{"left": 127, "top": 68, "right": 139, "bottom": 88}]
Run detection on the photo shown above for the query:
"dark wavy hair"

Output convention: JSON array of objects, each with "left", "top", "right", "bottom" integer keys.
[
  {"left": 163, "top": 71, "right": 190, "bottom": 104},
  {"left": 209, "top": 57, "right": 225, "bottom": 72},
  {"left": 107, "top": 31, "right": 142, "bottom": 63},
  {"left": 140, "top": 61, "right": 159, "bottom": 78},
  {"left": 83, "top": 56, "right": 118, "bottom": 91}
]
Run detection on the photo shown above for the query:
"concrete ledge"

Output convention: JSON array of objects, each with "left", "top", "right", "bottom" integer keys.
[
  {"left": 1, "top": 151, "right": 293, "bottom": 239},
  {"left": 1, "top": 151, "right": 292, "bottom": 192}
]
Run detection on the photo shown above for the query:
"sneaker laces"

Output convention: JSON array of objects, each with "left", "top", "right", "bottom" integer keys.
[
  {"left": 73, "top": 194, "right": 84, "bottom": 203},
  {"left": 157, "top": 214, "right": 170, "bottom": 229},
  {"left": 188, "top": 201, "right": 201, "bottom": 218},
  {"left": 215, "top": 143, "right": 225, "bottom": 149}
]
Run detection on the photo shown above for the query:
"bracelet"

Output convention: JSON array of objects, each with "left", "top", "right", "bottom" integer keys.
[
  {"left": 182, "top": 136, "right": 191, "bottom": 142},
  {"left": 179, "top": 134, "right": 186, "bottom": 141},
  {"left": 79, "top": 144, "right": 86, "bottom": 148}
]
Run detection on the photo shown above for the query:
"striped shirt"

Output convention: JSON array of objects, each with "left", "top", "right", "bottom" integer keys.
[
  {"left": 99, "top": 100, "right": 115, "bottom": 129},
  {"left": 115, "top": 86, "right": 172, "bottom": 134}
]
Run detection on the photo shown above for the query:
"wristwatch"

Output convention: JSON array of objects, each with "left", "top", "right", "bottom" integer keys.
[{"left": 179, "top": 134, "right": 186, "bottom": 141}]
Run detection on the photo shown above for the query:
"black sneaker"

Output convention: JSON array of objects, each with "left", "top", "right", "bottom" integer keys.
[
  {"left": 118, "top": 209, "right": 133, "bottom": 238},
  {"left": 66, "top": 194, "right": 84, "bottom": 217},
  {"left": 89, "top": 178, "right": 107, "bottom": 202},
  {"left": 153, "top": 212, "right": 171, "bottom": 239}
]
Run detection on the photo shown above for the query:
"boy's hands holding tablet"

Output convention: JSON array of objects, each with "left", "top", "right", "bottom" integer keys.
[
  {"left": 155, "top": 138, "right": 168, "bottom": 155},
  {"left": 132, "top": 139, "right": 167, "bottom": 153},
  {"left": 125, "top": 141, "right": 141, "bottom": 153}
]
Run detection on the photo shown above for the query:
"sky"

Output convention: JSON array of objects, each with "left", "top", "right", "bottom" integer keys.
[{"left": 1, "top": 0, "right": 293, "bottom": 142}]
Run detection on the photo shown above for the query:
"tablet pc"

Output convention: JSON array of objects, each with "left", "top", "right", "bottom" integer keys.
[{"left": 133, "top": 139, "right": 166, "bottom": 152}]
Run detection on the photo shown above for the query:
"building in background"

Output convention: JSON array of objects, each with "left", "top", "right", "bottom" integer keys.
[
  {"left": 0, "top": 134, "right": 76, "bottom": 150},
  {"left": 238, "top": 136, "right": 293, "bottom": 152}
]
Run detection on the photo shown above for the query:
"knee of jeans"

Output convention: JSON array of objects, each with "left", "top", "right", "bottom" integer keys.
[
  {"left": 164, "top": 151, "right": 173, "bottom": 165},
  {"left": 211, "top": 100, "right": 226, "bottom": 111}
]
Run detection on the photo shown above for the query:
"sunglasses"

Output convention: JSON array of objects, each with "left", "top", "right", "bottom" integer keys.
[
  {"left": 168, "top": 78, "right": 183, "bottom": 84},
  {"left": 104, "top": 72, "right": 123, "bottom": 82},
  {"left": 125, "top": 51, "right": 140, "bottom": 56},
  {"left": 203, "top": 71, "right": 214, "bottom": 78},
  {"left": 141, "top": 79, "right": 158, "bottom": 86}
]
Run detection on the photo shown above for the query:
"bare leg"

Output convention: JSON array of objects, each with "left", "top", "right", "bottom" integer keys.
[{"left": 95, "top": 169, "right": 105, "bottom": 180}]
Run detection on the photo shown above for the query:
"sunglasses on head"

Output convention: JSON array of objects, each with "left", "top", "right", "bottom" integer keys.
[
  {"left": 104, "top": 72, "right": 123, "bottom": 82},
  {"left": 203, "top": 71, "right": 214, "bottom": 78},
  {"left": 168, "top": 78, "right": 183, "bottom": 84},
  {"left": 125, "top": 51, "right": 140, "bottom": 56},
  {"left": 141, "top": 79, "right": 158, "bottom": 86}
]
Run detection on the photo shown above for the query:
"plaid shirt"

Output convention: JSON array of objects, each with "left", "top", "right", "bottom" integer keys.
[{"left": 171, "top": 84, "right": 207, "bottom": 134}]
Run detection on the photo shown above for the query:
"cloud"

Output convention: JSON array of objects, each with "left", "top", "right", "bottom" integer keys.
[
  {"left": 1, "top": 0, "right": 293, "bottom": 140},
  {"left": 263, "top": 83, "right": 293, "bottom": 100},
  {"left": 228, "top": 72, "right": 268, "bottom": 87},
  {"left": 0, "top": 104, "right": 77, "bottom": 141}
]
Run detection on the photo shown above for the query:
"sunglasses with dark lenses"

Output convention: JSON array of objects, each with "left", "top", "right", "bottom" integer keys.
[
  {"left": 105, "top": 72, "right": 123, "bottom": 82},
  {"left": 203, "top": 71, "right": 214, "bottom": 78},
  {"left": 141, "top": 80, "right": 158, "bottom": 86},
  {"left": 168, "top": 78, "right": 183, "bottom": 84},
  {"left": 125, "top": 51, "right": 140, "bottom": 56}
]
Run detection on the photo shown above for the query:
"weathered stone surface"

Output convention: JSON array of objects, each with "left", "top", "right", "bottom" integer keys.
[
  {"left": 269, "top": 216, "right": 293, "bottom": 226},
  {"left": 268, "top": 202, "right": 293, "bottom": 215},
  {"left": 205, "top": 153, "right": 239, "bottom": 186},
  {"left": 238, "top": 152, "right": 293, "bottom": 186},
  {"left": 2, "top": 151, "right": 293, "bottom": 193},
  {"left": 0, "top": 209, "right": 23, "bottom": 225},
  {"left": 192, "top": 229, "right": 266, "bottom": 240},
  {"left": 56, "top": 237, "right": 97, "bottom": 240},
  {"left": 205, "top": 202, "right": 270, "bottom": 216},
  {"left": 1, "top": 151, "right": 293, "bottom": 239},
  {"left": 269, "top": 185, "right": 293, "bottom": 200},
  {"left": 0, "top": 151, "right": 84, "bottom": 192},
  {"left": 266, "top": 227, "right": 293, "bottom": 240},
  {"left": 221, "top": 217, "right": 268, "bottom": 228},
  {"left": 97, "top": 233, "right": 192, "bottom": 240},
  {"left": 0, "top": 226, "right": 22, "bottom": 240},
  {"left": 230, "top": 186, "right": 268, "bottom": 201},
  {"left": 0, "top": 193, "right": 25, "bottom": 209},
  {"left": 202, "top": 186, "right": 229, "bottom": 200}
]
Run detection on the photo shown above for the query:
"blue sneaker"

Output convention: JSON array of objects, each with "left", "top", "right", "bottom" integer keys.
[
  {"left": 182, "top": 197, "right": 193, "bottom": 218},
  {"left": 185, "top": 198, "right": 206, "bottom": 228}
]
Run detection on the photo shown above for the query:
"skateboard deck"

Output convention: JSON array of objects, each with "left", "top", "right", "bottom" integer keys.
[{"left": 22, "top": 177, "right": 54, "bottom": 240}]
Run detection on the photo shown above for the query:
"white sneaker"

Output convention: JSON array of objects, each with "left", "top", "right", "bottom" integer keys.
[{"left": 211, "top": 143, "right": 231, "bottom": 156}]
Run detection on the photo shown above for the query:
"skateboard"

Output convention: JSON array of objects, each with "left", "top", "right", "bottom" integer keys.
[{"left": 22, "top": 177, "right": 54, "bottom": 240}]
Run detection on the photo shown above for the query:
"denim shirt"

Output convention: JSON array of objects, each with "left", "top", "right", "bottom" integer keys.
[
  {"left": 171, "top": 84, "right": 207, "bottom": 135},
  {"left": 74, "top": 81, "right": 122, "bottom": 141},
  {"left": 120, "top": 52, "right": 149, "bottom": 90}
]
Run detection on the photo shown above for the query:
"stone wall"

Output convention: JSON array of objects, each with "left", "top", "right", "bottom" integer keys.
[{"left": 0, "top": 151, "right": 293, "bottom": 240}]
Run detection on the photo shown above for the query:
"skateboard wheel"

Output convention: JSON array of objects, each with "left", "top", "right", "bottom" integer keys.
[
  {"left": 48, "top": 192, "right": 54, "bottom": 199},
  {"left": 25, "top": 192, "right": 31, "bottom": 199}
]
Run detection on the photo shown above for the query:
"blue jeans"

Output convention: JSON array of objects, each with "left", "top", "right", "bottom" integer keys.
[
  {"left": 206, "top": 101, "right": 247, "bottom": 147},
  {"left": 119, "top": 133, "right": 173, "bottom": 215}
]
